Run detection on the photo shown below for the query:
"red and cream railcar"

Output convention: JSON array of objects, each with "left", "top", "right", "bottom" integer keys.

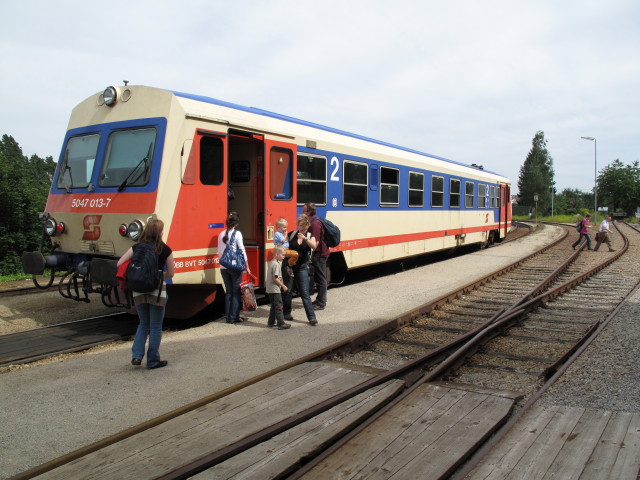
[{"left": 22, "top": 85, "right": 511, "bottom": 318}]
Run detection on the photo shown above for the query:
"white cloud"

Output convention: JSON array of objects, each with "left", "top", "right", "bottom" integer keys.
[{"left": 1, "top": 0, "right": 638, "bottom": 194}]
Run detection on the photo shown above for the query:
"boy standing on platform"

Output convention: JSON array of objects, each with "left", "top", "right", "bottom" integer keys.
[{"left": 266, "top": 246, "right": 291, "bottom": 330}]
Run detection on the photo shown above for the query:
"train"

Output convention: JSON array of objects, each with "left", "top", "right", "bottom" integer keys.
[{"left": 22, "top": 84, "right": 512, "bottom": 318}]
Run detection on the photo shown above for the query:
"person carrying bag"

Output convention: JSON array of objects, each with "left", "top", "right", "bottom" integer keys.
[{"left": 218, "top": 212, "right": 251, "bottom": 324}]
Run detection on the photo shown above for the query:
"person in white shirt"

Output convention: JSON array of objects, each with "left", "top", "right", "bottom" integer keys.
[{"left": 594, "top": 215, "right": 616, "bottom": 252}]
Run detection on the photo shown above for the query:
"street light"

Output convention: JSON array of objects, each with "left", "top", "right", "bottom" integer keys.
[{"left": 581, "top": 136, "right": 597, "bottom": 224}]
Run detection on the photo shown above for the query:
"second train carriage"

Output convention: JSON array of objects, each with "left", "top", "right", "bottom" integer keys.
[{"left": 22, "top": 84, "right": 511, "bottom": 318}]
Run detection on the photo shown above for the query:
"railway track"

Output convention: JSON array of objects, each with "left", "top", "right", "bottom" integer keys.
[{"left": 13, "top": 222, "right": 640, "bottom": 479}]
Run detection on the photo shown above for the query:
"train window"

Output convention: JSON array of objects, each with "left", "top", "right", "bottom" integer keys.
[
  {"left": 200, "top": 137, "right": 223, "bottom": 185},
  {"left": 450, "top": 178, "right": 461, "bottom": 208},
  {"left": 490, "top": 185, "right": 497, "bottom": 208},
  {"left": 343, "top": 160, "right": 367, "bottom": 206},
  {"left": 380, "top": 167, "right": 399, "bottom": 206},
  {"left": 431, "top": 175, "right": 444, "bottom": 208},
  {"left": 100, "top": 128, "right": 156, "bottom": 188},
  {"left": 297, "top": 154, "right": 326, "bottom": 205},
  {"left": 269, "top": 147, "right": 293, "bottom": 200},
  {"left": 478, "top": 184, "right": 487, "bottom": 208},
  {"left": 408, "top": 171, "right": 424, "bottom": 207},
  {"left": 57, "top": 133, "right": 100, "bottom": 189},
  {"left": 465, "top": 181, "right": 474, "bottom": 208}
]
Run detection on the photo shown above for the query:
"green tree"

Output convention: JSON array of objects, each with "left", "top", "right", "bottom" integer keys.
[
  {"left": 554, "top": 188, "right": 593, "bottom": 215},
  {"left": 597, "top": 159, "right": 640, "bottom": 215},
  {"left": 517, "top": 131, "right": 555, "bottom": 215},
  {"left": 0, "top": 135, "right": 56, "bottom": 275}
]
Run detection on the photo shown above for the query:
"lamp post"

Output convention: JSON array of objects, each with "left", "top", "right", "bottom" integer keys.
[{"left": 581, "top": 136, "right": 597, "bottom": 224}]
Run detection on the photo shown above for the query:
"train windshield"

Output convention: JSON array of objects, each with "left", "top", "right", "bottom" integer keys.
[
  {"left": 99, "top": 128, "right": 157, "bottom": 189},
  {"left": 57, "top": 134, "right": 100, "bottom": 190}
]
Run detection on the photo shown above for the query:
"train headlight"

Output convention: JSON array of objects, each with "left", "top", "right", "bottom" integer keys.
[
  {"left": 45, "top": 218, "right": 57, "bottom": 236},
  {"left": 127, "top": 220, "right": 144, "bottom": 241},
  {"left": 118, "top": 224, "right": 128, "bottom": 237},
  {"left": 103, "top": 86, "right": 118, "bottom": 106}
]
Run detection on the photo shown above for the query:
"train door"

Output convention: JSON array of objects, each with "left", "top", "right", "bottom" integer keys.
[
  {"left": 263, "top": 139, "right": 297, "bottom": 276},
  {"left": 228, "top": 131, "right": 264, "bottom": 281},
  {"left": 499, "top": 184, "right": 511, "bottom": 237}
]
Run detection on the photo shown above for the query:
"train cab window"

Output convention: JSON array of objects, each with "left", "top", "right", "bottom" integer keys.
[
  {"left": 297, "top": 154, "right": 326, "bottom": 205},
  {"left": 450, "top": 178, "right": 461, "bottom": 208},
  {"left": 408, "top": 171, "right": 424, "bottom": 207},
  {"left": 431, "top": 175, "right": 444, "bottom": 208},
  {"left": 100, "top": 128, "right": 156, "bottom": 188},
  {"left": 200, "top": 137, "right": 223, "bottom": 185},
  {"left": 269, "top": 147, "right": 293, "bottom": 200},
  {"left": 490, "top": 185, "right": 497, "bottom": 208},
  {"left": 465, "top": 181, "right": 475, "bottom": 208},
  {"left": 57, "top": 133, "right": 100, "bottom": 189},
  {"left": 380, "top": 166, "right": 399, "bottom": 206},
  {"left": 343, "top": 160, "right": 367, "bottom": 206},
  {"left": 478, "top": 183, "right": 488, "bottom": 208}
]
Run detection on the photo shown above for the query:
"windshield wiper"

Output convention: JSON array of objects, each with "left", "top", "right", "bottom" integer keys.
[
  {"left": 59, "top": 149, "right": 73, "bottom": 193},
  {"left": 118, "top": 143, "right": 153, "bottom": 192}
]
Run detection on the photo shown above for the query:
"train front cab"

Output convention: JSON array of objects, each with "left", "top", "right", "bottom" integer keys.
[{"left": 168, "top": 128, "right": 298, "bottom": 318}]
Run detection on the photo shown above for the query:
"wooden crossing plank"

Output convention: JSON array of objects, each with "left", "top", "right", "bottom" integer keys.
[
  {"left": 542, "top": 408, "right": 612, "bottom": 480},
  {"left": 194, "top": 379, "right": 405, "bottom": 479},
  {"left": 580, "top": 411, "right": 635, "bottom": 479},
  {"left": 608, "top": 412, "right": 640, "bottom": 480},
  {"left": 33, "top": 362, "right": 376, "bottom": 480},
  {"left": 303, "top": 382, "right": 515, "bottom": 479},
  {"left": 466, "top": 406, "right": 640, "bottom": 480}
]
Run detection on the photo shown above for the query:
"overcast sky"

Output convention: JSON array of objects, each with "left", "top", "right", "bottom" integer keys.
[{"left": 1, "top": 0, "right": 638, "bottom": 194}]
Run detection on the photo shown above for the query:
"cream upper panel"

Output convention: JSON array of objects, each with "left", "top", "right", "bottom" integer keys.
[{"left": 174, "top": 94, "right": 509, "bottom": 186}]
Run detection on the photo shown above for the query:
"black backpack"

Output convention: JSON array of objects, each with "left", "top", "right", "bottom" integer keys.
[
  {"left": 126, "top": 243, "right": 162, "bottom": 293},
  {"left": 576, "top": 221, "right": 582, "bottom": 232},
  {"left": 317, "top": 217, "right": 341, "bottom": 248}
]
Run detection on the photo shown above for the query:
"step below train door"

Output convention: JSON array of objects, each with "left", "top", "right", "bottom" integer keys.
[{"left": 263, "top": 138, "right": 297, "bottom": 282}]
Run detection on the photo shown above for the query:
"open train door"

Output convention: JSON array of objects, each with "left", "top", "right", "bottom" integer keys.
[
  {"left": 263, "top": 139, "right": 297, "bottom": 274},
  {"left": 499, "top": 183, "right": 511, "bottom": 238}
]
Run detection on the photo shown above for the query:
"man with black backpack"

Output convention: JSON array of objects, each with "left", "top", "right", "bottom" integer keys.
[{"left": 304, "top": 202, "right": 329, "bottom": 311}]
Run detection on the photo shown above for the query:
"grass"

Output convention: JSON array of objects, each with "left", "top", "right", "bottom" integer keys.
[{"left": 0, "top": 273, "right": 32, "bottom": 282}]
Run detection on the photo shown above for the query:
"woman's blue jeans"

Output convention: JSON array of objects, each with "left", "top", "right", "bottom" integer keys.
[
  {"left": 221, "top": 268, "right": 243, "bottom": 321},
  {"left": 282, "top": 263, "right": 316, "bottom": 321},
  {"left": 133, "top": 302, "right": 165, "bottom": 368}
]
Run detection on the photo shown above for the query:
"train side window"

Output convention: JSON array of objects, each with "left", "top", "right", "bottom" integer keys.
[
  {"left": 58, "top": 133, "right": 100, "bottom": 189},
  {"left": 479, "top": 183, "right": 487, "bottom": 208},
  {"left": 490, "top": 185, "right": 497, "bottom": 208},
  {"left": 465, "top": 181, "right": 474, "bottom": 208},
  {"left": 380, "top": 166, "right": 399, "bottom": 206},
  {"left": 100, "top": 127, "right": 157, "bottom": 188},
  {"left": 343, "top": 160, "right": 368, "bottom": 206},
  {"left": 450, "top": 178, "right": 461, "bottom": 208},
  {"left": 297, "top": 154, "right": 326, "bottom": 205},
  {"left": 200, "top": 137, "right": 223, "bottom": 185},
  {"left": 431, "top": 175, "right": 444, "bottom": 208},
  {"left": 269, "top": 147, "right": 293, "bottom": 200},
  {"left": 408, "top": 171, "right": 424, "bottom": 207}
]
